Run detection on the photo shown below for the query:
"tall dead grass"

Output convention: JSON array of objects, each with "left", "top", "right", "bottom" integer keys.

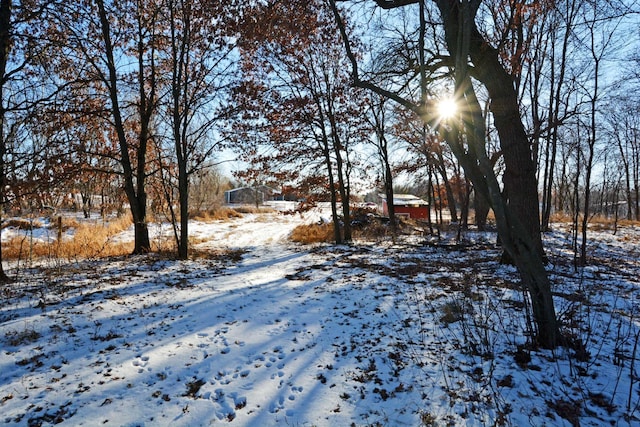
[
  {"left": 549, "top": 212, "right": 640, "bottom": 230},
  {"left": 290, "top": 223, "right": 335, "bottom": 244},
  {"left": 2, "top": 216, "right": 133, "bottom": 261},
  {"left": 190, "top": 207, "right": 244, "bottom": 222},
  {"left": 190, "top": 205, "right": 277, "bottom": 222},
  {"left": 290, "top": 221, "right": 395, "bottom": 244},
  {"left": 232, "top": 205, "right": 276, "bottom": 214}
]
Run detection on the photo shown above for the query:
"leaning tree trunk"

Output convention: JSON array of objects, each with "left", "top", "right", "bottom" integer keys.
[
  {"left": 467, "top": 44, "right": 545, "bottom": 261},
  {"left": 436, "top": 0, "right": 558, "bottom": 348}
]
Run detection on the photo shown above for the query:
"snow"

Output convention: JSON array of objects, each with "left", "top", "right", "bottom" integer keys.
[{"left": 1, "top": 211, "right": 639, "bottom": 426}]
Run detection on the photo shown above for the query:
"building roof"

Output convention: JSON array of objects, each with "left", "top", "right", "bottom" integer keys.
[{"left": 379, "top": 193, "right": 429, "bottom": 207}]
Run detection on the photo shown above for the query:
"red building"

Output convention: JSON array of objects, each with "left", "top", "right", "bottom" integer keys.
[{"left": 380, "top": 194, "right": 430, "bottom": 219}]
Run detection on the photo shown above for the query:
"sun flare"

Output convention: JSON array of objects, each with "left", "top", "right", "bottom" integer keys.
[{"left": 437, "top": 97, "right": 458, "bottom": 120}]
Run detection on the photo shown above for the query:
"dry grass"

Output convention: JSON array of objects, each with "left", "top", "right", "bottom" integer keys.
[
  {"left": 290, "top": 223, "right": 335, "bottom": 244},
  {"left": 588, "top": 216, "right": 640, "bottom": 231},
  {"left": 291, "top": 215, "right": 404, "bottom": 245},
  {"left": 190, "top": 206, "right": 277, "bottom": 222},
  {"left": 232, "top": 205, "right": 276, "bottom": 214},
  {"left": 353, "top": 222, "right": 394, "bottom": 240},
  {"left": 549, "top": 212, "right": 575, "bottom": 224},
  {"left": 191, "top": 207, "right": 244, "bottom": 222},
  {"left": 2, "top": 216, "right": 134, "bottom": 261},
  {"left": 549, "top": 212, "right": 640, "bottom": 231},
  {"left": 4, "top": 326, "right": 41, "bottom": 346}
]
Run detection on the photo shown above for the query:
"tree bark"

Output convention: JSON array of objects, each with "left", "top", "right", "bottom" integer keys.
[
  {"left": 434, "top": 151, "right": 459, "bottom": 223},
  {"left": 0, "top": 0, "right": 12, "bottom": 282},
  {"left": 465, "top": 31, "right": 545, "bottom": 261},
  {"left": 473, "top": 186, "right": 489, "bottom": 230},
  {"left": 178, "top": 162, "right": 189, "bottom": 259}
]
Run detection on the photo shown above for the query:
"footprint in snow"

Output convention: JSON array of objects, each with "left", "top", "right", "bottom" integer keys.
[
  {"left": 269, "top": 395, "right": 286, "bottom": 413},
  {"left": 215, "top": 326, "right": 230, "bottom": 335},
  {"left": 208, "top": 389, "right": 248, "bottom": 420},
  {"left": 132, "top": 355, "right": 150, "bottom": 373},
  {"left": 288, "top": 386, "right": 303, "bottom": 401},
  {"left": 235, "top": 369, "right": 250, "bottom": 379}
]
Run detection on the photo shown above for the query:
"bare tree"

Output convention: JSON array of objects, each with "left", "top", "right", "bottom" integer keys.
[
  {"left": 0, "top": 0, "right": 15, "bottom": 282},
  {"left": 158, "top": 0, "right": 237, "bottom": 259},
  {"left": 578, "top": 0, "right": 625, "bottom": 265},
  {"left": 367, "top": 96, "right": 398, "bottom": 234},
  {"left": 610, "top": 99, "right": 640, "bottom": 221}
]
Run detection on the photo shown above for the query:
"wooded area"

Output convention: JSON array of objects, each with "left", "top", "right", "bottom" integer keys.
[{"left": 1, "top": 0, "right": 639, "bottom": 349}]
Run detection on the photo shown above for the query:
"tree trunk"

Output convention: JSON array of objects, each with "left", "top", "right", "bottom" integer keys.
[
  {"left": 0, "top": 207, "right": 8, "bottom": 282},
  {"left": 380, "top": 149, "right": 395, "bottom": 227},
  {"left": 0, "top": 0, "right": 11, "bottom": 282},
  {"left": 436, "top": 0, "right": 557, "bottom": 348},
  {"left": 326, "top": 161, "right": 341, "bottom": 244},
  {"left": 473, "top": 187, "right": 489, "bottom": 231},
  {"left": 384, "top": 171, "right": 396, "bottom": 232},
  {"left": 97, "top": 0, "right": 151, "bottom": 255},
  {"left": 178, "top": 165, "right": 189, "bottom": 259},
  {"left": 435, "top": 153, "right": 459, "bottom": 223},
  {"left": 459, "top": 179, "right": 470, "bottom": 230},
  {"left": 332, "top": 135, "right": 352, "bottom": 242},
  {"left": 131, "top": 196, "right": 151, "bottom": 254},
  {"left": 320, "top": 131, "right": 342, "bottom": 244},
  {"left": 370, "top": 98, "right": 398, "bottom": 235},
  {"left": 467, "top": 40, "right": 545, "bottom": 261}
]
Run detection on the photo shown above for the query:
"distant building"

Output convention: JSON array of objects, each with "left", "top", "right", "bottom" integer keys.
[
  {"left": 224, "top": 186, "right": 282, "bottom": 205},
  {"left": 380, "top": 194, "right": 430, "bottom": 219}
]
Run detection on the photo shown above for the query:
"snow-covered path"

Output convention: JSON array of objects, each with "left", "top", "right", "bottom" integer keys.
[
  {"left": 0, "top": 213, "right": 427, "bottom": 426},
  {"left": 1, "top": 212, "right": 639, "bottom": 426}
]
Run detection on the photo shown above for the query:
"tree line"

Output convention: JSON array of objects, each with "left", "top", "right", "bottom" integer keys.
[{"left": 1, "top": 0, "right": 639, "bottom": 348}]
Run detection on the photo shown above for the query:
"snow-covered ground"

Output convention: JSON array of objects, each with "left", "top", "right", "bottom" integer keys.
[{"left": 0, "top": 210, "right": 639, "bottom": 426}]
